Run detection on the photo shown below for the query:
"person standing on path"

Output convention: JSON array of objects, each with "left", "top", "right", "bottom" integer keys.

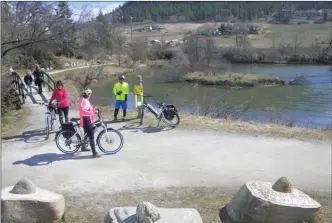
[
  {"left": 49, "top": 80, "right": 70, "bottom": 125},
  {"left": 113, "top": 75, "right": 129, "bottom": 121},
  {"left": 33, "top": 65, "right": 44, "bottom": 94},
  {"left": 23, "top": 70, "right": 33, "bottom": 94},
  {"left": 77, "top": 88, "right": 101, "bottom": 158}
]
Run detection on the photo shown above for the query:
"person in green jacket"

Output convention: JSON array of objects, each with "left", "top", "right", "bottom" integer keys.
[{"left": 113, "top": 75, "right": 129, "bottom": 120}]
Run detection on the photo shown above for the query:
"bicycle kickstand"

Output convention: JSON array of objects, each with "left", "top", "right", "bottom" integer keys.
[{"left": 157, "top": 118, "right": 161, "bottom": 127}]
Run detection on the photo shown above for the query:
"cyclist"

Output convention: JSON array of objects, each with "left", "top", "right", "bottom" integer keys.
[
  {"left": 77, "top": 88, "right": 101, "bottom": 158},
  {"left": 113, "top": 75, "right": 129, "bottom": 121},
  {"left": 49, "top": 80, "right": 70, "bottom": 125}
]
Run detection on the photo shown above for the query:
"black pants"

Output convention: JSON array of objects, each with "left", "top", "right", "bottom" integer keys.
[
  {"left": 58, "top": 107, "right": 69, "bottom": 125},
  {"left": 35, "top": 79, "right": 43, "bottom": 94},
  {"left": 83, "top": 116, "right": 97, "bottom": 155}
]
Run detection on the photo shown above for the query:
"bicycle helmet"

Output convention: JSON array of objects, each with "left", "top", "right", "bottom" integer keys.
[
  {"left": 119, "top": 75, "right": 125, "bottom": 80},
  {"left": 56, "top": 80, "right": 64, "bottom": 87},
  {"left": 82, "top": 88, "right": 92, "bottom": 96}
]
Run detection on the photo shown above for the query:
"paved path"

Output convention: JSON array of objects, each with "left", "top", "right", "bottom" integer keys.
[{"left": 2, "top": 68, "right": 331, "bottom": 196}]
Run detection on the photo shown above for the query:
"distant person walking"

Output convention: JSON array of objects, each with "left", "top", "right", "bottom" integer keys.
[
  {"left": 113, "top": 75, "right": 129, "bottom": 121},
  {"left": 49, "top": 80, "right": 70, "bottom": 125},
  {"left": 23, "top": 70, "right": 33, "bottom": 94},
  {"left": 33, "top": 65, "right": 44, "bottom": 94}
]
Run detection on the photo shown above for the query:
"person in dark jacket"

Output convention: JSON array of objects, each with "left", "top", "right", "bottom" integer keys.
[
  {"left": 24, "top": 70, "right": 33, "bottom": 94},
  {"left": 33, "top": 65, "right": 44, "bottom": 94}
]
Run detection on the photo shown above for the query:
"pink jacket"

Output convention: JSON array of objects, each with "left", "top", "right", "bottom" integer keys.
[
  {"left": 50, "top": 88, "right": 69, "bottom": 108},
  {"left": 77, "top": 97, "right": 95, "bottom": 127}
]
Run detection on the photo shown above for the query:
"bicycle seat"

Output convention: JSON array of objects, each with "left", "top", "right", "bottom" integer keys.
[{"left": 70, "top": 118, "right": 80, "bottom": 122}]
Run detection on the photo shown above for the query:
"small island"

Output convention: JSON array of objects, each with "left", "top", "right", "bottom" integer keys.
[{"left": 184, "top": 72, "right": 284, "bottom": 88}]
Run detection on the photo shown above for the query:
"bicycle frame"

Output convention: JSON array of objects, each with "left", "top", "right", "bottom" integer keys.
[{"left": 66, "top": 111, "right": 111, "bottom": 145}]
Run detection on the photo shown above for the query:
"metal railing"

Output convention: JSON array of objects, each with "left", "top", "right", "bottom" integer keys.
[
  {"left": 41, "top": 70, "right": 55, "bottom": 92},
  {"left": 10, "top": 72, "right": 25, "bottom": 104}
]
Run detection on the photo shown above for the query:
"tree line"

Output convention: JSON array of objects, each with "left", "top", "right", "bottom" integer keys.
[{"left": 112, "top": 1, "right": 332, "bottom": 23}]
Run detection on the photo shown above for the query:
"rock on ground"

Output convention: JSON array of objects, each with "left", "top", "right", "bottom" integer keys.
[
  {"left": 2, "top": 179, "right": 65, "bottom": 223},
  {"left": 104, "top": 207, "right": 203, "bottom": 223},
  {"left": 220, "top": 179, "right": 321, "bottom": 223},
  {"left": 136, "top": 201, "right": 160, "bottom": 223},
  {"left": 9, "top": 178, "right": 36, "bottom": 195}
]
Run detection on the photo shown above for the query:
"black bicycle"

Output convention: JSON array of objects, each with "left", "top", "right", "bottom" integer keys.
[
  {"left": 38, "top": 101, "right": 58, "bottom": 140},
  {"left": 55, "top": 109, "right": 124, "bottom": 154},
  {"left": 137, "top": 94, "right": 180, "bottom": 127}
]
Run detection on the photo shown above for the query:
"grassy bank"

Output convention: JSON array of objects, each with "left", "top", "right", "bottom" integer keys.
[
  {"left": 62, "top": 187, "right": 331, "bottom": 223},
  {"left": 184, "top": 72, "right": 283, "bottom": 87},
  {"left": 99, "top": 107, "right": 331, "bottom": 141},
  {"left": 1, "top": 107, "right": 30, "bottom": 138}
]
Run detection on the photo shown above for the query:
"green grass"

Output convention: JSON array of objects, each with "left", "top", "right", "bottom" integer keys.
[
  {"left": 1, "top": 107, "right": 30, "bottom": 138},
  {"left": 184, "top": 72, "right": 283, "bottom": 87}
]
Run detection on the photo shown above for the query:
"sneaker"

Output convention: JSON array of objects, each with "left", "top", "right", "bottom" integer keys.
[
  {"left": 93, "top": 153, "right": 101, "bottom": 158},
  {"left": 122, "top": 117, "right": 126, "bottom": 121},
  {"left": 114, "top": 117, "right": 118, "bottom": 121}
]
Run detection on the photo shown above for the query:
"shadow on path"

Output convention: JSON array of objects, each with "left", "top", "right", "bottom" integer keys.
[
  {"left": 117, "top": 122, "right": 175, "bottom": 134},
  {"left": 12, "top": 152, "right": 95, "bottom": 166},
  {"left": 2, "top": 128, "right": 58, "bottom": 143}
]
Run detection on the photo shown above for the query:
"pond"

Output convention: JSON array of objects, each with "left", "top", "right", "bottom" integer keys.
[{"left": 91, "top": 64, "right": 332, "bottom": 129}]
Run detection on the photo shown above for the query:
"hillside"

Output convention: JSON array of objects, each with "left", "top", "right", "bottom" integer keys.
[{"left": 113, "top": 1, "right": 332, "bottom": 23}]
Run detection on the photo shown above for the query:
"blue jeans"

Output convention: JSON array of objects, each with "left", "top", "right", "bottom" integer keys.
[{"left": 115, "top": 100, "right": 127, "bottom": 110}]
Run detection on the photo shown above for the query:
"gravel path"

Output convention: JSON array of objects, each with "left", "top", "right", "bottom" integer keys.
[{"left": 2, "top": 68, "right": 331, "bottom": 196}]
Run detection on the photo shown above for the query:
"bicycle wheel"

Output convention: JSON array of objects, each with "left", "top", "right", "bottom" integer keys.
[
  {"left": 45, "top": 115, "right": 50, "bottom": 140},
  {"left": 55, "top": 130, "right": 81, "bottom": 154},
  {"left": 161, "top": 112, "right": 180, "bottom": 127},
  {"left": 139, "top": 106, "right": 145, "bottom": 126},
  {"left": 96, "top": 128, "right": 124, "bottom": 154}
]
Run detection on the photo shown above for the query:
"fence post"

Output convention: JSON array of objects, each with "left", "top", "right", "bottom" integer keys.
[
  {"left": 21, "top": 83, "right": 25, "bottom": 104},
  {"left": 47, "top": 74, "right": 51, "bottom": 91},
  {"left": 15, "top": 75, "right": 19, "bottom": 91}
]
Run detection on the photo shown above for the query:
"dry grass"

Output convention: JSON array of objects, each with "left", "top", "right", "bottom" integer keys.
[
  {"left": 118, "top": 22, "right": 332, "bottom": 48},
  {"left": 184, "top": 72, "right": 282, "bottom": 87},
  {"left": 98, "top": 107, "right": 331, "bottom": 142},
  {"left": 160, "top": 114, "right": 331, "bottom": 141},
  {"left": 1, "top": 107, "right": 30, "bottom": 138},
  {"left": 62, "top": 187, "right": 331, "bottom": 223},
  {"left": 213, "top": 23, "right": 332, "bottom": 48}
]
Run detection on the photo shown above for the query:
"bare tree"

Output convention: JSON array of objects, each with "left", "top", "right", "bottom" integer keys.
[
  {"left": 203, "top": 36, "right": 216, "bottom": 66},
  {"left": 74, "top": 65, "right": 105, "bottom": 89},
  {"left": 183, "top": 33, "right": 204, "bottom": 66},
  {"left": 129, "top": 37, "right": 148, "bottom": 63},
  {"left": 1, "top": 2, "right": 87, "bottom": 57},
  {"left": 113, "top": 32, "right": 126, "bottom": 67}
]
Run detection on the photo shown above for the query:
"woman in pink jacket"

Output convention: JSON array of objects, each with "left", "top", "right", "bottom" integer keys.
[
  {"left": 49, "top": 80, "right": 70, "bottom": 125},
  {"left": 77, "top": 88, "right": 100, "bottom": 158}
]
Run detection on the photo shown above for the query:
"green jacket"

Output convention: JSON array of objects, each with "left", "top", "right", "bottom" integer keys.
[{"left": 113, "top": 81, "right": 129, "bottom": 101}]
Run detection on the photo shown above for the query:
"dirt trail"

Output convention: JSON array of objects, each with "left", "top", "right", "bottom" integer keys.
[{"left": 2, "top": 66, "right": 331, "bottom": 196}]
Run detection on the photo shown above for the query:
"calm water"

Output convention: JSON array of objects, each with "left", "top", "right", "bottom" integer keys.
[{"left": 91, "top": 64, "right": 332, "bottom": 129}]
